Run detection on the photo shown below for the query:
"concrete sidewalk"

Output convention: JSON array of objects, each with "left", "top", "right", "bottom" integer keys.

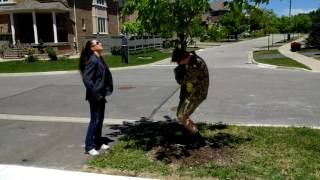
[
  {"left": 278, "top": 37, "right": 320, "bottom": 72},
  {"left": 0, "top": 164, "right": 155, "bottom": 180}
]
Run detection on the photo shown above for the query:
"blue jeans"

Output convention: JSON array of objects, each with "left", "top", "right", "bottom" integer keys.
[{"left": 85, "top": 99, "right": 105, "bottom": 152}]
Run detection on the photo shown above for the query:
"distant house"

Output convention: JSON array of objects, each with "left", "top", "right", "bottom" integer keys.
[
  {"left": 0, "top": 0, "right": 130, "bottom": 54},
  {"left": 203, "top": 0, "right": 230, "bottom": 26}
]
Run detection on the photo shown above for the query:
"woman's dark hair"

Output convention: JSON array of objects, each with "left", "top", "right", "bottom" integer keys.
[
  {"left": 171, "top": 48, "right": 196, "bottom": 63},
  {"left": 79, "top": 40, "right": 94, "bottom": 76}
]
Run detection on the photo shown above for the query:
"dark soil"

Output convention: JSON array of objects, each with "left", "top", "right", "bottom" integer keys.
[
  {"left": 108, "top": 119, "right": 250, "bottom": 167},
  {"left": 152, "top": 144, "right": 234, "bottom": 166}
]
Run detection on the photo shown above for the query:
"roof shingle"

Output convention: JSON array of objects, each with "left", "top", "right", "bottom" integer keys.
[{"left": 0, "top": 0, "right": 70, "bottom": 13}]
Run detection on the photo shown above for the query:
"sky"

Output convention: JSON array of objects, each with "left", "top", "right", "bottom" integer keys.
[
  {"left": 210, "top": 0, "right": 320, "bottom": 17},
  {"left": 262, "top": 0, "right": 320, "bottom": 16}
]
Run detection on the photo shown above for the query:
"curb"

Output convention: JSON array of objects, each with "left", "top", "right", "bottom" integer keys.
[
  {"left": 0, "top": 70, "right": 79, "bottom": 77},
  {"left": 249, "top": 49, "right": 313, "bottom": 72},
  {"left": 0, "top": 58, "right": 172, "bottom": 77},
  {"left": 2, "top": 113, "right": 320, "bottom": 130},
  {"left": 0, "top": 114, "right": 137, "bottom": 125},
  {"left": 0, "top": 164, "right": 155, "bottom": 180},
  {"left": 248, "top": 49, "right": 276, "bottom": 69},
  {"left": 228, "top": 122, "right": 320, "bottom": 130},
  {"left": 277, "top": 37, "right": 320, "bottom": 72}
]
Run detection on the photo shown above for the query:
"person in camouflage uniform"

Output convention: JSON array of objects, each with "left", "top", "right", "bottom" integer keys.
[{"left": 172, "top": 48, "right": 209, "bottom": 142}]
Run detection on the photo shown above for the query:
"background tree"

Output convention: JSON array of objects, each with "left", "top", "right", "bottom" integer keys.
[
  {"left": 247, "top": 8, "right": 264, "bottom": 33},
  {"left": 219, "top": 12, "right": 247, "bottom": 40},
  {"left": 121, "top": 22, "right": 141, "bottom": 35},
  {"left": 122, "top": 0, "right": 210, "bottom": 50},
  {"left": 307, "top": 9, "right": 320, "bottom": 49},
  {"left": 259, "top": 10, "right": 278, "bottom": 35},
  {"left": 291, "top": 14, "right": 312, "bottom": 34},
  {"left": 276, "top": 16, "right": 292, "bottom": 40},
  {"left": 189, "top": 16, "right": 206, "bottom": 47},
  {"left": 222, "top": 0, "right": 273, "bottom": 40}
]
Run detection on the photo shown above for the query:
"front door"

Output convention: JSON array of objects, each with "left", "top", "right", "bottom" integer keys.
[{"left": 14, "top": 14, "right": 34, "bottom": 44}]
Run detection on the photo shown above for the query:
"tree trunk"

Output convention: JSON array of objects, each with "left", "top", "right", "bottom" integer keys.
[{"left": 178, "top": 33, "right": 187, "bottom": 50}]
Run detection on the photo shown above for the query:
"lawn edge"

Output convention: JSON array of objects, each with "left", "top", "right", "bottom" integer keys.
[{"left": 249, "top": 49, "right": 312, "bottom": 72}]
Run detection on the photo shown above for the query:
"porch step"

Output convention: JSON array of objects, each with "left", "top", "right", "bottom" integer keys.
[{"left": 2, "top": 48, "right": 27, "bottom": 59}]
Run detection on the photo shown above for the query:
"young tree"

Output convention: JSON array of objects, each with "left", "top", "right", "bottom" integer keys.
[{"left": 122, "top": 0, "right": 210, "bottom": 50}]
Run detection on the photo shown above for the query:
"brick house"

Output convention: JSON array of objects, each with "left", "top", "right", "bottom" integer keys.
[
  {"left": 0, "top": 0, "right": 126, "bottom": 55},
  {"left": 203, "top": 0, "right": 230, "bottom": 26}
]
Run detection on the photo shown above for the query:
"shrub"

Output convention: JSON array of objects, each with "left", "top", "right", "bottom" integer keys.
[
  {"left": 25, "top": 48, "right": 38, "bottom": 62},
  {"left": 200, "top": 34, "right": 209, "bottom": 42},
  {"left": 0, "top": 48, "right": 4, "bottom": 58},
  {"left": 206, "top": 24, "right": 228, "bottom": 42},
  {"left": 46, "top": 47, "right": 58, "bottom": 61},
  {"left": 111, "top": 46, "right": 122, "bottom": 55},
  {"left": 306, "top": 9, "right": 320, "bottom": 50},
  {"left": 291, "top": 42, "right": 301, "bottom": 52},
  {"left": 162, "top": 40, "right": 171, "bottom": 49},
  {"left": 38, "top": 40, "right": 46, "bottom": 54}
]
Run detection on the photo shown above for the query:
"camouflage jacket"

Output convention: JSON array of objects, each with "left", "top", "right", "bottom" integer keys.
[{"left": 174, "top": 55, "right": 209, "bottom": 100}]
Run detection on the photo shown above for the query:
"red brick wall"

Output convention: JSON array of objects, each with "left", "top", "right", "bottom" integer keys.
[{"left": 107, "top": 0, "right": 120, "bottom": 35}]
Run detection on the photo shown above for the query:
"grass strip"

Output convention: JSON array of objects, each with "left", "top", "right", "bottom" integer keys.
[
  {"left": 253, "top": 50, "right": 311, "bottom": 70},
  {"left": 0, "top": 50, "right": 171, "bottom": 73},
  {"left": 86, "top": 122, "right": 320, "bottom": 179},
  {"left": 256, "top": 58, "right": 311, "bottom": 70}
]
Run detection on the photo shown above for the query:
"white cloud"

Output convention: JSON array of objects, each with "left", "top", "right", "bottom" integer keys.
[{"left": 283, "top": 8, "right": 317, "bottom": 16}]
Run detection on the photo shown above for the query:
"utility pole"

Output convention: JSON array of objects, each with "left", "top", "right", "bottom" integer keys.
[
  {"left": 73, "top": 0, "right": 79, "bottom": 53},
  {"left": 288, "top": 0, "right": 292, "bottom": 40},
  {"left": 289, "top": 0, "right": 292, "bottom": 17}
]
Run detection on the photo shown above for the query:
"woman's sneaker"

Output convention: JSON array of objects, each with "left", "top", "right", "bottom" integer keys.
[
  {"left": 100, "top": 144, "right": 110, "bottom": 150},
  {"left": 87, "top": 149, "right": 99, "bottom": 156}
]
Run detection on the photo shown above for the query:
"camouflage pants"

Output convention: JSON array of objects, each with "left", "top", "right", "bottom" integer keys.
[{"left": 177, "top": 94, "right": 204, "bottom": 118}]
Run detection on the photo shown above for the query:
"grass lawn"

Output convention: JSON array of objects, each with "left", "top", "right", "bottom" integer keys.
[
  {"left": 253, "top": 50, "right": 312, "bottom": 70},
  {"left": 85, "top": 122, "right": 320, "bottom": 179},
  {"left": 0, "top": 50, "right": 171, "bottom": 73},
  {"left": 298, "top": 48, "right": 319, "bottom": 53},
  {"left": 256, "top": 58, "right": 311, "bottom": 70},
  {"left": 254, "top": 50, "right": 279, "bottom": 55},
  {"left": 186, "top": 47, "right": 201, "bottom": 51},
  {"left": 260, "top": 44, "right": 283, "bottom": 48}
]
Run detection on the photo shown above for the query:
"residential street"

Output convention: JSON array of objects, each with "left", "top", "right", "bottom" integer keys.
[{"left": 1, "top": 35, "right": 320, "bottom": 169}]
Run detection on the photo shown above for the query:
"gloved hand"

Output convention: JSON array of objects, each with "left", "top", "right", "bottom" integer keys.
[{"left": 187, "top": 82, "right": 193, "bottom": 93}]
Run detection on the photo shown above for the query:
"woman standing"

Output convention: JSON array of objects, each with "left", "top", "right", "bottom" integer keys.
[{"left": 79, "top": 40, "right": 113, "bottom": 156}]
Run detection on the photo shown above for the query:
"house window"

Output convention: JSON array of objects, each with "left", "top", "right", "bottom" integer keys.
[
  {"left": 82, "top": 19, "right": 86, "bottom": 31},
  {"left": 97, "top": 17, "right": 106, "bottom": 33},
  {"left": 96, "top": 0, "right": 105, "bottom": 6}
]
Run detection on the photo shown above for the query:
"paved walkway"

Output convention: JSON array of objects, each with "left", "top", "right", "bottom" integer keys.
[
  {"left": 0, "top": 164, "right": 155, "bottom": 180},
  {"left": 278, "top": 37, "right": 320, "bottom": 72}
]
